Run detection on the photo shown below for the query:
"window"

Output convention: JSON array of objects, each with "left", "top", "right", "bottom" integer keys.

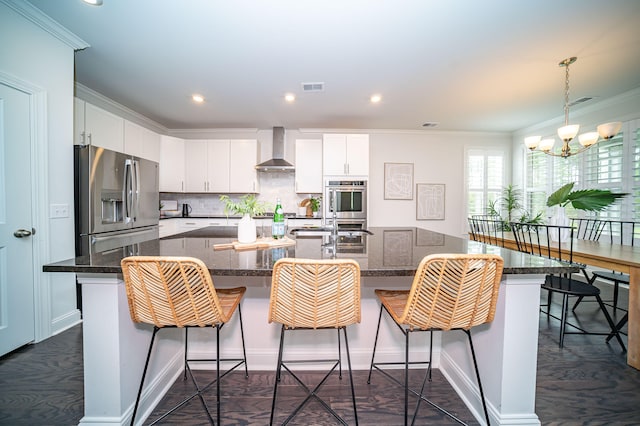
[
  {"left": 466, "top": 148, "right": 505, "bottom": 216},
  {"left": 523, "top": 120, "right": 640, "bottom": 222}
]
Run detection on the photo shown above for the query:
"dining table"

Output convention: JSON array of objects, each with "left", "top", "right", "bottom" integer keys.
[{"left": 469, "top": 231, "right": 640, "bottom": 370}]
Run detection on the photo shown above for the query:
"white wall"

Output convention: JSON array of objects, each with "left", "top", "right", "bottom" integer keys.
[
  {"left": 369, "top": 131, "right": 512, "bottom": 236},
  {"left": 0, "top": 1, "right": 84, "bottom": 338}
]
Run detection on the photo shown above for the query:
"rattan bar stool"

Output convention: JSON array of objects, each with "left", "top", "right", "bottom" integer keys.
[
  {"left": 268, "top": 258, "right": 361, "bottom": 426},
  {"left": 121, "top": 256, "right": 248, "bottom": 426},
  {"left": 367, "top": 254, "right": 504, "bottom": 426}
]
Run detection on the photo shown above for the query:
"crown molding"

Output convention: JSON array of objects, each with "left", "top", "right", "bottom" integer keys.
[
  {"left": 1, "top": 0, "right": 89, "bottom": 50},
  {"left": 75, "top": 83, "right": 168, "bottom": 135}
]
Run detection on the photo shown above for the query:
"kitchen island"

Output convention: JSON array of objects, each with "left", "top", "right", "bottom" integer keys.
[{"left": 45, "top": 227, "right": 576, "bottom": 426}]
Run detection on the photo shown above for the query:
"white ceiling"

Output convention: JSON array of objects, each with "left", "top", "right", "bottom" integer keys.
[{"left": 26, "top": 0, "right": 640, "bottom": 132}]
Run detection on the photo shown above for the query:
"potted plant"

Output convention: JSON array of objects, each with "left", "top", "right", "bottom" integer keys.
[
  {"left": 487, "top": 184, "right": 543, "bottom": 230},
  {"left": 546, "top": 182, "right": 627, "bottom": 212},
  {"left": 309, "top": 196, "right": 321, "bottom": 217},
  {"left": 546, "top": 182, "right": 627, "bottom": 240},
  {"left": 219, "top": 194, "right": 269, "bottom": 243}
]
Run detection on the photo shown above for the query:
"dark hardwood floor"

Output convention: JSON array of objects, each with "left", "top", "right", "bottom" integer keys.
[{"left": 0, "top": 281, "right": 638, "bottom": 425}]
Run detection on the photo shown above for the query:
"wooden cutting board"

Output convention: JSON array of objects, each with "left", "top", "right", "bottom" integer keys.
[{"left": 213, "top": 236, "right": 296, "bottom": 251}]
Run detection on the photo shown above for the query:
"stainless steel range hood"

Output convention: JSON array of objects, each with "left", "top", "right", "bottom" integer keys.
[{"left": 255, "top": 127, "right": 294, "bottom": 172}]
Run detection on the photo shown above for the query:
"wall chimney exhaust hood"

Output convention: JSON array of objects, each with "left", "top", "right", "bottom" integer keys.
[{"left": 255, "top": 127, "right": 294, "bottom": 172}]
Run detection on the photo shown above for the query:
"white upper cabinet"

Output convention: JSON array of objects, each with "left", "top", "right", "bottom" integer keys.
[
  {"left": 322, "top": 134, "right": 369, "bottom": 176},
  {"left": 75, "top": 98, "right": 124, "bottom": 152},
  {"left": 124, "top": 120, "right": 160, "bottom": 162},
  {"left": 295, "top": 139, "right": 323, "bottom": 193},
  {"left": 229, "top": 139, "right": 259, "bottom": 193},
  {"left": 159, "top": 135, "right": 185, "bottom": 192},
  {"left": 207, "top": 140, "right": 231, "bottom": 193},
  {"left": 184, "top": 139, "right": 258, "bottom": 193},
  {"left": 184, "top": 139, "right": 210, "bottom": 192}
]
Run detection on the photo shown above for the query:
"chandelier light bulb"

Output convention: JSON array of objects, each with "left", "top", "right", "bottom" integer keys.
[
  {"left": 557, "top": 124, "right": 580, "bottom": 142},
  {"left": 539, "top": 138, "right": 555, "bottom": 152},
  {"left": 578, "top": 132, "right": 599, "bottom": 147},
  {"left": 597, "top": 121, "right": 622, "bottom": 140},
  {"left": 524, "top": 136, "right": 541, "bottom": 150}
]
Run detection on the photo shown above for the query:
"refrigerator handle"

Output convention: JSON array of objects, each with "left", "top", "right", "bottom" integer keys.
[
  {"left": 132, "top": 160, "right": 140, "bottom": 222},
  {"left": 124, "top": 159, "right": 133, "bottom": 223}
]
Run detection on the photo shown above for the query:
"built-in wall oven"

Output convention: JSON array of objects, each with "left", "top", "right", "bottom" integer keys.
[{"left": 324, "top": 179, "right": 367, "bottom": 229}]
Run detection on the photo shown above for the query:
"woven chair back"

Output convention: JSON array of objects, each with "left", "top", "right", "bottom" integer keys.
[
  {"left": 269, "top": 258, "right": 361, "bottom": 329},
  {"left": 400, "top": 254, "right": 504, "bottom": 330},
  {"left": 121, "top": 256, "right": 227, "bottom": 328}
]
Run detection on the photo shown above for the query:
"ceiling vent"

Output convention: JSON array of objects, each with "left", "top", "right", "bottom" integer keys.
[
  {"left": 302, "top": 82, "right": 324, "bottom": 92},
  {"left": 568, "top": 96, "right": 594, "bottom": 107},
  {"left": 422, "top": 122, "right": 439, "bottom": 128}
]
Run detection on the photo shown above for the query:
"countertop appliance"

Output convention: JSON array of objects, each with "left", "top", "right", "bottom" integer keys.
[
  {"left": 324, "top": 179, "right": 367, "bottom": 228},
  {"left": 182, "top": 203, "right": 192, "bottom": 217},
  {"left": 74, "top": 145, "right": 159, "bottom": 256}
]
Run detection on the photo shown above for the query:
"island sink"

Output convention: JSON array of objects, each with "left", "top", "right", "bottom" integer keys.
[{"left": 289, "top": 227, "right": 373, "bottom": 237}]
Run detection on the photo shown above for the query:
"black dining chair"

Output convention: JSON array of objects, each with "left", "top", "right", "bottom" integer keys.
[
  {"left": 510, "top": 222, "right": 625, "bottom": 350},
  {"left": 573, "top": 219, "right": 637, "bottom": 314},
  {"left": 468, "top": 215, "right": 505, "bottom": 247}
]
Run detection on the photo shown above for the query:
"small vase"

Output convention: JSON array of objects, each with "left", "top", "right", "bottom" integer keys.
[
  {"left": 237, "top": 214, "right": 257, "bottom": 243},
  {"left": 549, "top": 206, "right": 570, "bottom": 242}
]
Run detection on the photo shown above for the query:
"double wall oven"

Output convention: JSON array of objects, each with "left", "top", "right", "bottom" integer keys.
[{"left": 324, "top": 179, "right": 367, "bottom": 230}]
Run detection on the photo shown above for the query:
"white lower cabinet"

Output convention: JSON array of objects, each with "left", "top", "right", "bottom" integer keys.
[
  {"left": 160, "top": 218, "right": 236, "bottom": 238},
  {"left": 287, "top": 218, "right": 322, "bottom": 228}
]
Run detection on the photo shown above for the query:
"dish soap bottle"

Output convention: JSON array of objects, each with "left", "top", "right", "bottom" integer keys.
[{"left": 272, "top": 198, "right": 285, "bottom": 239}]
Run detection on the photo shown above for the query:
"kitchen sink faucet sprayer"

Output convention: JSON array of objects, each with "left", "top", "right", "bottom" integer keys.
[{"left": 331, "top": 189, "right": 338, "bottom": 237}]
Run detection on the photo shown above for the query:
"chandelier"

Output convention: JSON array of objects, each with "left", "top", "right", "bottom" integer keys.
[{"left": 524, "top": 57, "right": 622, "bottom": 158}]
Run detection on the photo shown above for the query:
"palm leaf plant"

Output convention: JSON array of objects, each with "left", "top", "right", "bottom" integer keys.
[
  {"left": 487, "top": 184, "right": 543, "bottom": 230},
  {"left": 546, "top": 182, "right": 627, "bottom": 212}
]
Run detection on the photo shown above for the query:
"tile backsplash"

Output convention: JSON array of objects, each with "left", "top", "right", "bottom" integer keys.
[{"left": 161, "top": 172, "right": 321, "bottom": 216}]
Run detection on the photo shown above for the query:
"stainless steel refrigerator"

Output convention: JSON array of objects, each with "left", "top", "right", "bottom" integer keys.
[{"left": 74, "top": 145, "right": 159, "bottom": 257}]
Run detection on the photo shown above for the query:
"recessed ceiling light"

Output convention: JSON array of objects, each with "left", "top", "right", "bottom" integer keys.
[
  {"left": 370, "top": 94, "right": 382, "bottom": 103},
  {"left": 192, "top": 94, "right": 205, "bottom": 103},
  {"left": 83, "top": 0, "right": 103, "bottom": 5},
  {"left": 284, "top": 93, "right": 296, "bottom": 102}
]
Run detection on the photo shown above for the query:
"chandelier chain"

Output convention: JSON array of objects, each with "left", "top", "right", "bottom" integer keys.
[{"left": 564, "top": 62, "right": 571, "bottom": 126}]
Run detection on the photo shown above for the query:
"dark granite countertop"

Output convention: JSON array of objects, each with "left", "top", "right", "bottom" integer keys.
[
  {"left": 44, "top": 227, "right": 577, "bottom": 277},
  {"left": 160, "top": 214, "right": 321, "bottom": 220}
]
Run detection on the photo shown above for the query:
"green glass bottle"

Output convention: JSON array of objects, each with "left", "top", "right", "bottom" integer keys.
[{"left": 272, "top": 198, "right": 285, "bottom": 239}]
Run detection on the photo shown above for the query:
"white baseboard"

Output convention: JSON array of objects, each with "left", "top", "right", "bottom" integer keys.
[{"left": 50, "top": 309, "right": 82, "bottom": 336}]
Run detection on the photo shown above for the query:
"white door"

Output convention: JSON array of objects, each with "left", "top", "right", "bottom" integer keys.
[{"left": 0, "top": 83, "right": 35, "bottom": 356}]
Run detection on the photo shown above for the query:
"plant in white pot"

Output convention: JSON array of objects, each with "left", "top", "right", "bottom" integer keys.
[
  {"left": 309, "top": 196, "right": 321, "bottom": 217},
  {"left": 546, "top": 182, "right": 627, "bottom": 241},
  {"left": 220, "top": 194, "right": 269, "bottom": 243}
]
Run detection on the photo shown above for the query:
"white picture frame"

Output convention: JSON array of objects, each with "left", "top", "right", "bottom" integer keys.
[
  {"left": 416, "top": 183, "right": 445, "bottom": 220},
  {"left": 384, "top": 163, "right": 413, "bottom": 200}
]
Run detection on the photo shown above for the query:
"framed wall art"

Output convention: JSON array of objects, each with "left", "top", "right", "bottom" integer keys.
[
  {"left": 384, "top": 163, "right": 413, "bottom": 200},
  {"left": 416, "top": 183, "right": 445, "bottom": 220}
]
